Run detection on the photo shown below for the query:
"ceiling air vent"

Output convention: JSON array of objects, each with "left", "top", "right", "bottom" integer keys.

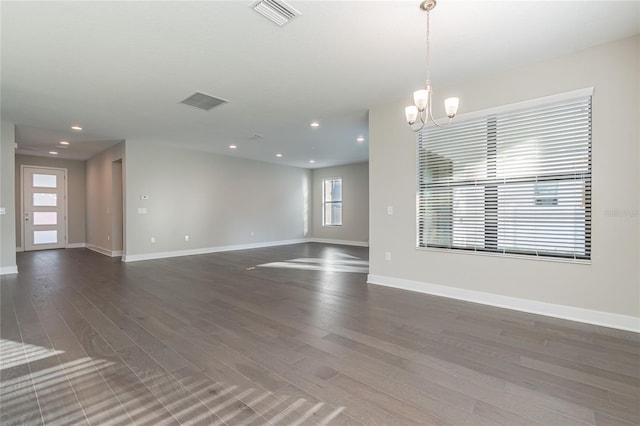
[
  {"left": 251, "top": 0, "right": 300, "bottom": 26},
  {"left": 180, "top": 92, "right": 228, "bottom": 111}
]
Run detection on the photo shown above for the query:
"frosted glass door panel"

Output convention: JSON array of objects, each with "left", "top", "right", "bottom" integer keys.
[
  {"left": 33, "top": 212, "right": 57, "bottom": 225},
  {"left": 33, "top": 174, "right": 57, "bottom": 188},
  {"left": 33, "top": 230, "right": 58, "bottom": 245},
  {"left": 33, "top": 193, "right": 57, "bottom": 207}
]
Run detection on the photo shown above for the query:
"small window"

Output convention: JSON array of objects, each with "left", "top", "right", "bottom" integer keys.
[
  {"left": 322, "top": 178, "right": 342, "bottom": 226},
  {"left": 33, "top": 173, "right": 57, "bottom": 188},
  {"left": 33, "top": 193, "right": 57, "bottom": 207},
  {"left": 33, "top": 230, "right": 58, "bottom": 245}
]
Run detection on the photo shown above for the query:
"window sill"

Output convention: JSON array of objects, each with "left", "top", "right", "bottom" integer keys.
[{"left": 416, "top": 246, "right": 592, "bottom": 265}]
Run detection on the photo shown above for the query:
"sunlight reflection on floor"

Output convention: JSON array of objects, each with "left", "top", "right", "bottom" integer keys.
[
  {"left": 0, "top": 339, "right": 64, "bottom": 371},
  {"left": 257, "top": 256, "right": 369, "bottom": 274},
  {"left": 0, "top": 338, "right": 347, "bottom": 424}
]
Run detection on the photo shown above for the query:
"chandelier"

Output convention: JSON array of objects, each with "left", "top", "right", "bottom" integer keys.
[{"left": 405, "top": 0, "right": 459, "bottom": 131}]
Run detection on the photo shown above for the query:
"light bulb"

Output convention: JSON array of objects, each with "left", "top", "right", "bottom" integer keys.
[
  {"left": 413, "top": 90, "right": 429, "bottom": 112},
  {"left": 405, "top": 106, "right": 419, "bottom": 125},
  {"left": 444, "top": 97, "right": 459, "bottom": 118}
]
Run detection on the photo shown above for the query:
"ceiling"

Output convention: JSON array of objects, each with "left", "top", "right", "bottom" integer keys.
[{"left": 2, "top": 1, "right": 638, "bottom": 168}]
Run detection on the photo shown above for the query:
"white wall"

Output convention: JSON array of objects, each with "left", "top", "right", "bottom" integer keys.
[
  {"left": 369, "top": 35, "right": 640, "bottom": 330},
  {"left": 124, "top": 141, "right": 311, "bottom": 260},
  {"left": 311, "top": 162, "right": 369, "bottom": 245},
  {"left": 86, "top": 142, "right": 124, "bottom": 256},
  {"left": 0, "top": 121, "right": 17, "bottom": 274}
]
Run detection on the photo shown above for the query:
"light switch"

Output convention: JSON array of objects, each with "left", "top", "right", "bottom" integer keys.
[
  {"left": 138, "top": 207, "right": 147, "bottom": 214},
  {"left": 0, "top": 207, "right": 5, "bottom": 215},
  {"left": 387, "top": 206, "right": 393, "bottom": 215}
]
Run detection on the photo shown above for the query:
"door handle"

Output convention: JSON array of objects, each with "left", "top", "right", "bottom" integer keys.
[{"left": 24, "top": 213, "right": 29, "bottom": 222}]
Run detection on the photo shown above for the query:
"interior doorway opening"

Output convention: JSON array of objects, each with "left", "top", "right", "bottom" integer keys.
[{"left": 111, "top": 159, "right": 124, "bottom": 256}]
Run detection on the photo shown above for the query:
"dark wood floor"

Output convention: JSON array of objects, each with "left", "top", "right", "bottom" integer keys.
[{"left": 1, "top": 244, "right": 638, "bottom": 425}]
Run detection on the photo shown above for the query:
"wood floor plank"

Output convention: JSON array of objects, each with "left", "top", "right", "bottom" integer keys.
[
  {"left": 31, "top": 306, "right": 135, "bottom": 426},
  {"left": 9, "top": 281, "right": 92, "bottom": 425},
  {"left": 171, "top": 365, "right": 272, "bottom": 425},
  {"left": 0, "top": 295, "right": 45, "bottom": 426},
  {"left": 330, "top": 373, "right": 452, "bottom": 425},
  {"left": 203, "top": 325, "right": 360, "bottom": 424},
  {"left": 48, "top": 292, "right": 178, "bottom": 424},
  {"left": 4, "top": 244, "right": 639, "bottom": 425}
]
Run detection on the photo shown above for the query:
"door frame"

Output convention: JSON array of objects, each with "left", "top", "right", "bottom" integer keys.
[{"left": 20, "top": 165, "right": 69, "bottom": 251}]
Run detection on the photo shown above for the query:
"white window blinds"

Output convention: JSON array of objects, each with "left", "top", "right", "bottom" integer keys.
[
  {"left": 323, "top": 178, "right": 343, "bottom": 226},
  {"left": 417, "top": 93, "right": 592, "bottom": 260}
]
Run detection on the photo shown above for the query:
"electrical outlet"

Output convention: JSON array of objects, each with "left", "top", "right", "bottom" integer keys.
[
  {"left": 151, "top": 237, "right": 156, "bottom": 243},
  {"left": 385, "top": 251, "right": 391, "bottom": 261},
  {"left": 185, "top": 235, "right": 189, "bottom": 242}
]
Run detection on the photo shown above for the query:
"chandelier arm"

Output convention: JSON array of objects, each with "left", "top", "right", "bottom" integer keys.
[
  {"left": 409, "top": 122, "right": 426, "bottom": 133},
  {"left": 409, "top": 111, "right": 427, "bottom": 132},
  {"left": 427, "top": 96, "right": 451, "bottom": 126},
  {"left": 428, "top": 116, "right": 454, "bottom": 128}
]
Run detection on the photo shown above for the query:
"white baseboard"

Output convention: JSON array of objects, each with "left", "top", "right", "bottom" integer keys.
[
  {"left": 308, "top": 238, "right": 369, "bottom": 247},
  {"left": 367, "top": 274, "right": 640, "bottom": 333},
  {"left": 86, "top": 244, "right": 123, "bottom": 258},
  {"left": 67, "top": 242, "right": 86, "bottom": 249},
  {"left": 122, "top": 238, "right": 309, "bottom": 263},
  {"left": 18, "top": 243, "right": 85, "bottom": 250},
  {"left": 0, "top": 265, "right": 18, "bottom": 275}
]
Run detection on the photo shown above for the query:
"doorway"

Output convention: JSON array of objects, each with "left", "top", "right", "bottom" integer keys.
[
  {"left": 21, "top": 166, "right": 68, "bottom": 251},
  {"left": 111, "top": 159, "right": 124, "bottom": 256}
]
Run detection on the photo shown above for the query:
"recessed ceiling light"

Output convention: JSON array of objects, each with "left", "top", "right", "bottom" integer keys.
[
  {"left": 229, "top": 145, "right": 237, "bottom": 149},
  {"left": 309, "top": 160, "right": 315, "bottom": 164},
  {"left": 357, "top": 136, "right": 365, "bottom": 142},
  {"left": 49, "top": 151, "right": 59, "bottom": 155},
  {"left": 276, "top": 153, "right": 283, "bottom": 158},
  {"left": 59, "top": 141, "right": 70, "bottom": 145},
  {"left": 310, "top": 122, "right": 319, "bottom": 128},
  {"left": 71, "top": 126, "right": 82, "bottom": 131}
]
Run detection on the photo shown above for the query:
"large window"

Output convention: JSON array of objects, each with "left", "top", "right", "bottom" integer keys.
[
  {"left": 323, "top": 177, "right": 342, "bottom": 226},
  {"left": 417, "top": 91, "right": 592, "bottom": 260}
]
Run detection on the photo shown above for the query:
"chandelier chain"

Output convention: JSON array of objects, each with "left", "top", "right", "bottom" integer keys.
[{"left": 425, "top": 9, "right": 431, "bottom": 84}]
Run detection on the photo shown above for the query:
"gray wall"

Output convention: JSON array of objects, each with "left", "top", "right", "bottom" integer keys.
[
  {"left": 86, "top": 142, "right": 124, "bottom": 255},
  {"left": 0, "top": 121, "right": 17, "bottom": 274},
  {"left": 14, "top": 154, "right": 87, "bottom": 248},
  {"left": 124, "top": 141, "right": 311, "bottom": 257},
  {"left": 112, "top": 160, "right": 124, "bottom": 252},
  {"left": 311, "top": 162, "right": 369, "bottom": 245},
  {"left": 369, "top": 35, "right": 639, "bottom": 323}
]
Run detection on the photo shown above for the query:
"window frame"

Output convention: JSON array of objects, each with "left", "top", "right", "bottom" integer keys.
[
  {"left": 416, "top": 88, "right": 593, "bottom": 262},
  {"left": 322, "top": 177, "right": 343, "bottom": 227}
]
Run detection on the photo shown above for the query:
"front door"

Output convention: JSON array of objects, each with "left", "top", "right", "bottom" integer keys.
[{"left": 22, "top": 166, "right": 67, "bottom": 251}]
